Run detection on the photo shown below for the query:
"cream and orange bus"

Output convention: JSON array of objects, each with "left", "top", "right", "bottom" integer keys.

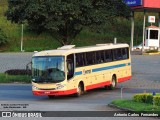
[{"left": 32, "top": 43, "right": 131, "bottom": 98}]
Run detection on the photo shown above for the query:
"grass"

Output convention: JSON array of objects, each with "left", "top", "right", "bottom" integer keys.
[
  {"left": 156, "top": 93, "right": 160, "bottom": 96},
  {"left": 111, "top": 99, "right": 160, "bottom": 112},
  {"left": 0, "top": 73, "right": 31, "bottom": 83}
]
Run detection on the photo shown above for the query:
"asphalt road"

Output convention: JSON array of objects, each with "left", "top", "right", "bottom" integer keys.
[
  {"left": 0, "top": 84, "right": 159, "bottom": 120},
  {"left": 0, "top": 53, "right": 160, "bottom": 120},
  {"left": 0, "top": 52, "right": 34, "bottom": 73}
]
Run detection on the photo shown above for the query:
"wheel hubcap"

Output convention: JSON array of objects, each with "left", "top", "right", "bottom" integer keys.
[
  {"left": 112, "top": 79, "right": 115, "bottom": 87},
  {"left": 78, "top": 85, "right": 81, "bottom": 94}
]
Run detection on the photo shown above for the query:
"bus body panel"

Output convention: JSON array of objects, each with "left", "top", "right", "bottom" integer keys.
[
  {"left": 74, "top": 59, "right": 131, "bottom": 91},
  {"left": 32, "top": 44, "right": 132, "bottom": 96}
]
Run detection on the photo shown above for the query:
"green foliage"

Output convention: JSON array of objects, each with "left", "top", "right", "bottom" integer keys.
[
  {"left": 0, "top": 73, "right": 31, "bottom": 83},
  {"left": 0, "top": 28, "right": 8, "bottom": 45},
  {"left": 5, "top": 69, "right": 31, "bottom": 75},
  {"left": 6, "top": 0, "right": 130, "bottom": 45},
  {"left": 133, "top": 93, "right": 160, "bottom": 107},
  {"left": 111, "top": 99, "right": 160, "bottom": 111},
  {"left": 0, "top": 0, "right": 147, "bottom": 52},
  {"left": 133, "top": 94, "right": 153, "bottom": 104},
  {"left": 153, "top": 96, "right": 160, "bottom": 106},
  {"left": 145, "top": 95, "right": 153, "bottom": 104}
]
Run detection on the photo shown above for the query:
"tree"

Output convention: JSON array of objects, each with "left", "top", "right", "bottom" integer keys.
[
  {"left": 6, "top": 0, "right": 130, "bottom": 45},
  {"left": 0, "top": 28, "right": 8, "bottom": 46}
]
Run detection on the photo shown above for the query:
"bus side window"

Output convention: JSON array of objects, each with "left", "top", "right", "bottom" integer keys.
[
  {"left": 112, "top": 49, "right": 117, "bottom": 61},
  {"left": 117, "top": 48, "right": 122, "bottom": 60},
  {"left": 122, "top": 48, "right": 128, "bottom": 59},
  {"left": 105, "top": 50, "right": 112, "bottom": 62},
  {"left": 96, "top": 51, "right": 105, "bottom": 63},
  {"left": 67, "top": 54, "right": 74, "bottom": 80},
  {"left": 76, "top": 53, "right": 85, "bottom": 67},
  {"left": 113, "top": 49, "right": 122, "bottom": 61},
  {"left": 86, "top": 52, "right": 95, "bottom": 65}
]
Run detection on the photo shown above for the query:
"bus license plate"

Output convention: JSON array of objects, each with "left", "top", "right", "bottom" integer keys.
[{"left": 44, "top": 91, "right": 50, "bottom": 94}]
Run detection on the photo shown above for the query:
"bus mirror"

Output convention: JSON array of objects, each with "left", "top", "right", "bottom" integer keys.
[
  {"left": 26, "top": 61, "right": 32, "bottom": 70},
  {"left": 67, "top": 61, "right": 71, "bottom": 71}
]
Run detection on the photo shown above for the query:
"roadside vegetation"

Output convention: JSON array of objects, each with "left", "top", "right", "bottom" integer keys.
[
  {"left": 111, "top": 93, "right": 160, "bottom": 112},
  {"left": 112, "top": 99, "right": 160, "bottom": 111},
  {"left": 0, "top": 73, "right": 31, "bottom": 83},
  {"left": 0, "top": 0, "right": 159, "bottom": 52}
]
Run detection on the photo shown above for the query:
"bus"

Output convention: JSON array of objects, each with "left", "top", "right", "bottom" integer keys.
[{"left": 32, "top": 43, "right": 131, "bottom": 98}]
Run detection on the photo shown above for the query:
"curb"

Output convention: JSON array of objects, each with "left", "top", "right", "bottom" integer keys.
[
  {"left": 108, "top": 103, "right": 133, "bottom": 111},
  {"left": 142, "top": 52, "right": 160, "bottom": 55}
]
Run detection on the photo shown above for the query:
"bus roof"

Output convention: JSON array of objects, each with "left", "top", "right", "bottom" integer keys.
[{"left": 33, "top": 43, "right": 129, "bottom": 57}]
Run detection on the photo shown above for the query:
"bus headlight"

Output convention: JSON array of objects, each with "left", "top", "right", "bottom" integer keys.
[
  {"left": 55, "top": 84, "right": 65, "bottom": 90},
  {"left": 32, "top": 85, "right": 40, "bottom": 90}
]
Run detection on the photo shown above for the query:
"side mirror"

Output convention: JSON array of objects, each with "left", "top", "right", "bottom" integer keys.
[{"left": 26, "top": 61, "right": 32, "bottom": 70}]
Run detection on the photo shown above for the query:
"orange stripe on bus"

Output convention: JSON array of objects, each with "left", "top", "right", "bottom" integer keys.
[
  {"left": 86, "top": 81, "right": 111, "bottom": 90},
  {"left": 33, "top": 88, "right": 77, "bottom": 96},
  {"left": 118, "top": 76, "right": 132, "bottom": 83}
]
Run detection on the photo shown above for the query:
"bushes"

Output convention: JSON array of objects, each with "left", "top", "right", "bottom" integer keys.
[
  {"left": 133, "top": 93, "right": 160, "bottom": 106},
  {"left": 133, "top": 94, "right": 153, "bottom": 104},
  {"left": 5, "top": 69, "right": 31, "bottom": 76},
  {"left": 0, "top": 28, "right": 8, "bottom": 45},
  {"left": 0, "top": 73, "right": 31, "bottom": 83},
  {"left": 1, "top": 69, "right": 31, "bottom": 83},
  {"left": 153, "top": 96, "right": 160, "bottom": 106}
]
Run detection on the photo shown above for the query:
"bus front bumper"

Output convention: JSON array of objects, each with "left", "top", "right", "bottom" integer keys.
[{"left": 32, "top": 89, "right": 77, "bottom": 96}]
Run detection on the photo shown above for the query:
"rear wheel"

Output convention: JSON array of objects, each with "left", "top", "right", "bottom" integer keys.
[
  {"left": 104, "top": 86, "right": 109, "bottom": 90},
  {"left": 108, "top": 75, "right": 117, "bottom": 90}
]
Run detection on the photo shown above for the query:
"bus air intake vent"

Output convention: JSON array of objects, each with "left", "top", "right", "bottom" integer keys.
[
  {"left": 57, "top": 45, "right": 75, "bottom": 50},
  {"left": 96, "top": 43, "right": 113, "bottom": 46}
]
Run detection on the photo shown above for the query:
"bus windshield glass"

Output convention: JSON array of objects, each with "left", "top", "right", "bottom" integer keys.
[{"left": 32, "top": 56, "right": 65, "bottom": 83}]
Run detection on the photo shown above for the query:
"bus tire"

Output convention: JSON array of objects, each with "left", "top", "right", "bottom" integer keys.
[
  {"left": 74, "top": 83, "right": 83, "bottom": 97},
  {"left": 48, "top": 95, "right": 55, "bottom": 99},
  {"left": 104, "top": 86, "right": 109, "bottom": 90},
  {"left": 108, "top": 75, "right": 117, "bottom": 90}
]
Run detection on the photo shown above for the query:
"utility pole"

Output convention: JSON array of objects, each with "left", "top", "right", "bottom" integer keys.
[
  {"left": 142, "top": 11, "right": 146, "bottom": 52},
  {"left": 130, "top": 11, "right": 134, "bottom": 51},
  {"left": 21, "top": 24, "right": 24, "bottom": 52}
]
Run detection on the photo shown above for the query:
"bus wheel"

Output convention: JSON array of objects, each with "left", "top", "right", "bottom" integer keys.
[
  {"left": 48, "top": 95, "right": 55, "bottom": 99},
  {"left": 108, "top": 75, "right": 117, "bottom": 90},
  {"left": 74, "top": 83, "right": 83, "bottom": 97},
  {"left": 104, "top": 86, "right": 109, "bottom": 90}
]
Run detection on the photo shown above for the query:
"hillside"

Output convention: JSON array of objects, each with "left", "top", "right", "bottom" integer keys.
[{"left": 0, "top": 0, "right": 157, "bottom": 52}]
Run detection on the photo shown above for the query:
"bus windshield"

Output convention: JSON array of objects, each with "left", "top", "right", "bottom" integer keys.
[{"left": 32, "top": 56, "right": 65, "bottom": 83}]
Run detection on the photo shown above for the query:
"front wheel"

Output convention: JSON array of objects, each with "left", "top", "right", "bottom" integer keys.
[
  {"left": 74, "top": 83, "right": 83, "bottom": 97},
  {"left": 108, "top": 75, "right": 117, "bottom": 90},
  {"left": 48, "top": 95, "right": 55, "bottom": 99}
]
